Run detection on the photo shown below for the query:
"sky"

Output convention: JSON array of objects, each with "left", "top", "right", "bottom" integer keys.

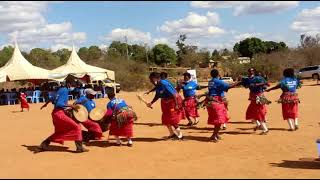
[{"left": 1, "top": 1, "right": 320, "bottom": 52}]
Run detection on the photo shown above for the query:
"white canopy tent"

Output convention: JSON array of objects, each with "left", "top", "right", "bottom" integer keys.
[
  {"left": 0, "top": 43, "right": 51, "bottom": 83},
  {"left": 49, "top": 45, "right": 115, "bottom": 82}
]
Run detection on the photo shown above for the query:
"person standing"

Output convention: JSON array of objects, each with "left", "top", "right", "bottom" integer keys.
[
  {"left": 105, "top": 92, "right": 136, "bottom": 147},
  {"left": 147, "top": 72, "right": 185, "bottom": 140},
  {"left": 242, "top": 68, "right": 271, "bottom": 135},
  {"left": 266, "top": 68, "right": 302, "bottom": 131},
  {"left": 39, "top": 81, "right": 88, "bottom": 153},
  {"left": 176, "top": 72, "right": 206, "bottom": 126},
  {"left": 19, "top": 89, "right": 29, "bottom": 112},
  {"left": 200, "top": 69, "right": 241, "bottom": 142},
  {"left": 74, "top": 88, "right": 103, "bottom": 142}
]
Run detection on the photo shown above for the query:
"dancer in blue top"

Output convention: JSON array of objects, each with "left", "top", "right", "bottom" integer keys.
[
  {"left": 105, "top": 92, "right": 136, "bottom": 146},
  {"left": 176, "top": 72, "right": 207, "bottom": 126},
  {"left": 198, "top": 69, "right": 241, "bottom": 142},
  {"left": 39, "top": 81, "right": 88, "bottom": 153},
  {"left": 147, "top": 72, "right": 185, "bottom": 140},
  {"left": 242, "top": 68, "right": 271, "bottom": 135},
  {"left": 267, "top": 68, "right": 302, "bottom": 131},
  {"left": 74, "top": 88, "right": 103, "bottom": 142}
]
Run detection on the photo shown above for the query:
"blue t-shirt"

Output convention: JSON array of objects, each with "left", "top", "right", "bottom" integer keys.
[
  {"left": 242, "top": 76, "right": 267, "bottom": 93},
  {"left": 208, "top": 78, "right": 230, "bottom": 97},
  {"left": 156, "top": 79, "right": 177, "bottom": 99},
  {"left": 182, "top": 81, "right": 199, "bottom": 97},
  {"left": 75, "top": 96, "right": 96, "bottom": 113},
  {"left": 53, "top": 87, "right": 69, "bottom": 109},
  {"left": 280, "top": 77, "right": 301, "bottom": 93},
  {"left": 107, "top": 98, "right": 128, "bottom": 111}
]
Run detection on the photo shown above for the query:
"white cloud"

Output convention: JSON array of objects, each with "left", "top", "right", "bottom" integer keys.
[
  {"left": 291, "top": 6, "right": 320, "bottom": 35},
  {"left": 105, "top": 28, "right": 151, "bottom": 44},
  {"left": 152, "top": 37, "right": 169, "bottom": 45},
  {"left": 191, "top": 1, "right": 299, "bottom": 16},
  {"left": 50, "top": 44, "right": 72, "bottom": 52},
  {"left": 99, "top": 44, "right": 109, "bottom": 51},
  {"left": 233, "top": 32, "right": 264, "bottom": 42},
  {"left": 0, "top": 2, "right": 86, "bottom": 50},
  {"left": 158, "top": 11, "right": 224, "bottom": 38}
]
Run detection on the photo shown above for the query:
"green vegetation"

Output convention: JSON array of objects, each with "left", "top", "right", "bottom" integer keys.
[{"left": 0, "top": 33, "right": 319, "bottom": 91}]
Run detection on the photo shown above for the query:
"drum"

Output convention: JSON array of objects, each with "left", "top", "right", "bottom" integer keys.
[
  {"left": 89, "top": 108, "right": 106, "bottom": 121},
  {"left": 72, "top": 104, "right": 89, "bottom": 123}
]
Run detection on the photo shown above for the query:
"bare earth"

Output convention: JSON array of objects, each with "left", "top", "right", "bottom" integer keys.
[{"left": 0, "top": 81, "right": 319, "bottom": 178}]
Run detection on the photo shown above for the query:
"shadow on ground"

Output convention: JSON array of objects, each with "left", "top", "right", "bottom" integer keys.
[
  {"left": 270, "top": 158, "right": 320, "bottom": 170},
  {"left": 21, "top": 144, "right": 74, "bottom": 154}
]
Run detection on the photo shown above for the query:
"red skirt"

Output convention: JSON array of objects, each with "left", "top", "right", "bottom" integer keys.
[
  {"left": 246, "top": 92, "right": 267, "bottom": 121},
  {"left": 109, "top": 116, "right": 134, "bottom": 138},
  {"left": 206, "top": 96, "right": 229, "bottom": 126},
  {"left": 183, "top": 96, "right": 199, "bottom": 118},
  {"left": 20, "top": 94, "right": 29, "bottom": 109},
  {"left": 161, "top": 94, "right": 185, "bottom": 126},
  {"left": 280, "top": 92, "right": 299, "bottom": 120},
  {"left": 48, "top": 109, "right": 82, "bottom": 144},
  {"left": 82, "top": 119, "right": 103, "bottom": 140}
]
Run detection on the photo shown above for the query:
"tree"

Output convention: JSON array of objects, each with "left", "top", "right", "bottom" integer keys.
[
  {"left": 53, "top": 48, "right": 71, "bottom": 64},
  {"left": 176, "top": 34, "right": 187, "bottom": 65},
  {"left": 28, "top": 48, "right": 60, "bottom": 69},
  {"left": 109, "top": 41, "right": 129, "bottom": 58},
  {"left": 78, "top": 47, "right": 89, "bottom": 61},
  {"left": 221, "top": 48, "right": 231, "bottom": 56},
  {"left": 236, "top": 37, "right": 266, "bottom": 58},
  {"left": 87, "top": 46, "right": 102, "bottom": 61},
  {"left": 130, "top": 44, "right": 148, "bottom": 62},
  {"left": 0, "top": 46, "right": 14, "bottom": 66},
  {"left": 151, "top": 44, "right": 176, "bottom": 66},
  {"left": 233, "top": 43, "right": 240, "bottom": 53}
]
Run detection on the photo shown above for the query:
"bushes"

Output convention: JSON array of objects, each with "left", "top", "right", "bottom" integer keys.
[{"left": 91, "top": 56, "right": 153, "bottom": 91}]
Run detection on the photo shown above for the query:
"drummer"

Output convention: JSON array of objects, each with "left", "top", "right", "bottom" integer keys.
[
  {"left": 39, "top": 81, "right": 88, "bottom": 153},
  {"left": 105, "top": 92, "right": 136, "bottom": 147},
  {"left": 74, "top": 88, "right": 103, "bottom": 143}
]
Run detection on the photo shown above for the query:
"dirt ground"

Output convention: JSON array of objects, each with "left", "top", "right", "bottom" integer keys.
[{"left": 0, "top": 81, "right": 319, "bottom": 178}]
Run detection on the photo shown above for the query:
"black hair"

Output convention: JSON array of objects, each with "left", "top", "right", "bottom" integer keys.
[
  {"left": 149, "top": 72, "right": 161, "bottom": 79},
  {"left": 160, "top": 72, "right": 168, "bottom": 79},
  {"left": 283, "top": 68, "right": 295, "bottom": 78},
  {"left": 210, "top": 69, "right": 219, "bottom": 78},
  {"left": 107, "top": 92, "right": 116, "bottom": 99},
  {"left": 183, "top": 72, "right": 191, "bottom": 78}
]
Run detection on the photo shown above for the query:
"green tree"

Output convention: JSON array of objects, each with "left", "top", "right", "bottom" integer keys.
[
  {"left": 176, "top": 34, "right": 187, "bottom": 65},
  {"left": 211, "top": 49, "right": 220, "bottom": 60},
  {"left": 151, "top": 44, "right": 176, "bottom": 66},
  {"left": 236, "top": 37, "right": 266, "bottom": 58},
  {"left": 130, "top": 44, "right": 148, "bottom": 62},
  {"left": 109, "top": 41, "right": 129, "bottom": 58},
  {"left": 29, "top": 48, "right": 60, "bottom": 69},
  {"left": 78, "top": 47, "right": 89, "bottom": 61},
  {"left": 87, "top": 46, "right": 102, "bottom": 61},
  {"left": 233, "top": 43, "right": 240, "bottom": 53},
  {"left": 53, "top": 48, "right": 71, "bottom": 64},
  {"left": 0, "top": 46, "right": 14, "bottom": 66}
]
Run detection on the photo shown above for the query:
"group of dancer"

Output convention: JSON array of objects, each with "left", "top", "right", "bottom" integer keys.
[
  {"left": 145, "top": 67, "right": 301, "bottom": 142},
  {"left": 39, "top": 81, "right": 136, "bottom": 153},
  {"left": 37, "top": 67, "right": 301, "bottom": 152}
]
